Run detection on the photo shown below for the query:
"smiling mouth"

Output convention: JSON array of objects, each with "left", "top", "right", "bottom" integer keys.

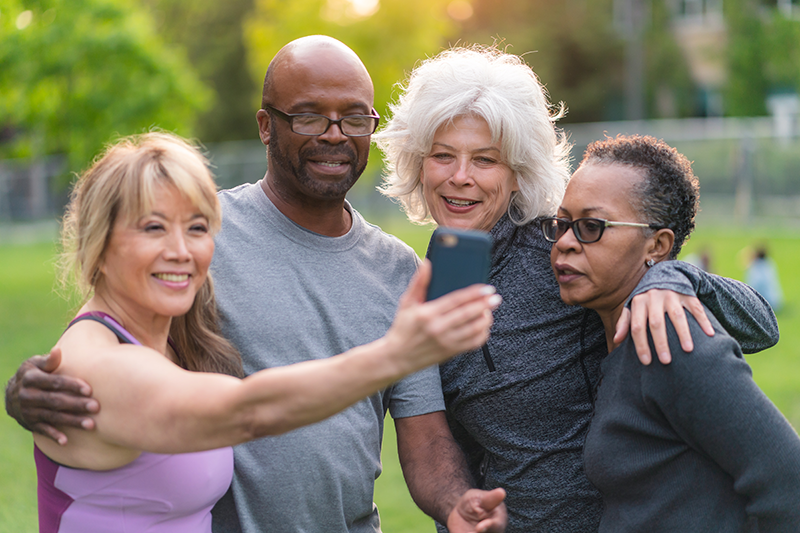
[
  {"left": 445, "top": 197, "right": 478, "bottom": 207},
  {"left": 153, "top": 273, "right": 190, "bottom": 282},
  {"left": 314, "top": 161, "right": 347, "bottom": 168}
]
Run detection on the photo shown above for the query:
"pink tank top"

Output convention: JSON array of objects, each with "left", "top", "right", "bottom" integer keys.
[{"left": 35, "top": 312, "right": 234, "bottom": 532}]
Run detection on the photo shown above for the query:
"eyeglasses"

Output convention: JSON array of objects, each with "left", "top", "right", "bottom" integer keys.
[
  {"left": 266, "top": 105, "right": 380, "bottom": 137},
  {"left": 539, "top": 217, "right": 659, "bottom": 244}
]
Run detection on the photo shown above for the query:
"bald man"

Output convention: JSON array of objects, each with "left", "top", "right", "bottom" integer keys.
[{"left": 6, "top": 36, "right": 506, "bottom": 533}]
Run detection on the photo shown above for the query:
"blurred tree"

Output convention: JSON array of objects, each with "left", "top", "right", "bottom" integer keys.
[
  {"left": 458, "top": 0, "right": 697, "bottom": 122},
  {"left": 243, "top": 0, "right": 457, "bottom": 185},
  {"left": 724, "top": 0, "right": 769, "bottom": 116},
  {"left": 141, "top": 0, "right": 259, "bottom": 142},
  {"left": 644, "top": 0, "right": 696, "bottom": 118},
  {"left": 0, "top": 0, "right": 210, "bottom": 175},
  {"left": 458, "top": 0, "right": 626, "bottom": 122},
  {"left": 762, "top": 8, "right": 800, "bottom": 94}
]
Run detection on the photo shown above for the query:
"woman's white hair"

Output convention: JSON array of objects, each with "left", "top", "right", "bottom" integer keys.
[{"left": 375, "top": 44, "right": 571, "bottom": 226}]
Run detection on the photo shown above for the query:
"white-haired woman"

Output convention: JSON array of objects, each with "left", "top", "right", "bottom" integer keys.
[
  {"left": 23, "top": 132, "right": 499, "bottom": 532},
  {"left": 375, "top": 45, "right": 779, "bottom": 532}
]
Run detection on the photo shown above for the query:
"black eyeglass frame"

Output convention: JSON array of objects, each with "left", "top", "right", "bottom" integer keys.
[
  {"left": 539, "top": 216, "right": 661, "bottom": 244},
  {"left": 265, "top": 105, "right": 381, "bottom": 137}
]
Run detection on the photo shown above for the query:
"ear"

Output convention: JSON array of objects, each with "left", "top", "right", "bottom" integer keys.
[
  {"left": 256, "top": 109, "right": 270, "bottom": 146},
  {"left": 646, "top": 228, "right": 674, "bottom": 264}
]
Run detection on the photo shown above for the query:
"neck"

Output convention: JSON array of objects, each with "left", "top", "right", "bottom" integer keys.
[
  {"left": 597, "top": 302, "right": 629, "bottom": 354},
  {"left": 261, "top": 174, "right": 352, "bottom": 237},
  {"left": 86, "top": 288, "right": 172, "bottom": 357}
]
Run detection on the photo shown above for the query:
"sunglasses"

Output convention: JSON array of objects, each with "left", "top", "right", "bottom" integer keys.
[{"left": 539, "top": 217, "right": 660, "bottom": 244}]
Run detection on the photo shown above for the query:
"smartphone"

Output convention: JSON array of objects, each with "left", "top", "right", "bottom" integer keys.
[{"left": 426, "top": 228, "right": 492, "bottom": 301}]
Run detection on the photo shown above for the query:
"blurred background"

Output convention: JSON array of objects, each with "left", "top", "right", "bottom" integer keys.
[{"left": 1, "top": 0, "right": 799, "bottom": 531}]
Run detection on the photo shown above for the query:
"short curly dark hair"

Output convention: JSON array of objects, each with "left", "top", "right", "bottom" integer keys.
[{"left": 580, "top": 134, "right": 699, "bottom": 259}]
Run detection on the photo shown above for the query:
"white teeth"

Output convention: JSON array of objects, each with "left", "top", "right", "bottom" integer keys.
[
  {"left": 318, "top": 161, "right": 344, "bottom": 167},
  {"left": 154, "top": 273, "right": 189, "bottom": 282},
  {"left": 446, "top": 198, "right": 478, "bottom": 207}
]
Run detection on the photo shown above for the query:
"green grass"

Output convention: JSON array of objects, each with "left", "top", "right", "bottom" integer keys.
[{"left": 1, "top": 221, "right": 798, "bottom": 532}]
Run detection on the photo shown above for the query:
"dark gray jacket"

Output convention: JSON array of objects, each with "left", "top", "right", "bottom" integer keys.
[
  {"left": 436, "top": 215, "right": 779, "bottom": 533},
  {"left": 586, "top": 303, "right": 799, "bottom": 532}
]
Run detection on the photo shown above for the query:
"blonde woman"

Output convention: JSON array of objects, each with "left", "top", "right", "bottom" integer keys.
[{"left": 29, "top": 132, "right": 499, "bottom": 532}]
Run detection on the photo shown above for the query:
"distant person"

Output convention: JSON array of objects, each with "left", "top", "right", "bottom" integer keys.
[
  {"left": 747, "top": 246, "right": 784, "bottom": 311},
  {"left": 683, "top": 247, "right": 712, "bottom": 272},
  {"left": 547, "top": 134, "right": 798, "bottom": 531},
  {"left": 375, "top": 44, "right": 780, "bottom": 531},
  {"left": 5, "top": 37, "right": 508, "bottom": 533},
  {"left": 12, "top": 131, "right": 498, "bottom": 532}
]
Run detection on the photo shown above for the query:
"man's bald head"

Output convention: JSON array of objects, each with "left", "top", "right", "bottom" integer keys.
[{"left": 261, "top": 36, "right": 372, "bottom": 109}]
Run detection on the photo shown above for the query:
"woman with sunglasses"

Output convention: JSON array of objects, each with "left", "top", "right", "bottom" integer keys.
[
  {"left": 375, "top": 44, "right": 780, "bottom": 532},
  {"left": 548, "top": 134, "right": 800, "bottom": 530}
]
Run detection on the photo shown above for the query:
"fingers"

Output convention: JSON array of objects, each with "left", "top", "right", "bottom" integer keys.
[
  {"left": 665, "top": 294, "right": 693, "bottom": 355},
  {"left": 613, "top": 307, "right": 632, "bottom": 346},
  {"left": 426, "top": 288, "right": 501, "bottom": 351},
  {"left": 684, "top": 295, "right": 715, "bottom": 337},
  {"left": 448, "top": 488, "right": 508, "bottom": 533},
  {"left": 475, "top": 487, "right": 506, "bottom": 511},
  {"left": 21, "top": 361, "right": 93, "bottom": 398},
  {"left": 629, "top": 294, "right": 653, "bottom": 365},
  {"left": 470, "top": 488, "right": 508, "bottom": 533},
  {"left": 31, "top": 423, "right": 70, "bottom": 446},
  {"left": 35, "top": 347, "right": 63, "bottom": 373}
]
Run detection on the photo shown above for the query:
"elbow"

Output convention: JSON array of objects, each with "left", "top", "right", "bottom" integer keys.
[{"left": 238, "top": 405, "right": 294, "bottom": 442}]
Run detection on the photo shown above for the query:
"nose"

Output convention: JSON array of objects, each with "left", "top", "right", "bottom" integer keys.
[
  {"left": 164, "top": 229, "right": 191, "bottom": 262},
  {"left": 554, "top": 224, "right": 581, "bottom": 253},
  {"left": 448, "top": 157, "right": 474, "bottom": 187},
  {"left": 317, "top": 120, "right": 348, "bottom": 145}
]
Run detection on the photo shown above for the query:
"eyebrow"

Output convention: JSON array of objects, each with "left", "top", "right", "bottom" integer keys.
[
  {"left": 288, "top": 101, "right": 372, "bottom": 114},
  {"left": 430, "top": 142, "right": 502, "bottom": 153},
  {"left": 558, "top": 206, "right": 608, "bottom": 217},
  {"left": 148, "top": 211, "right": 207, "bottom": 220}
]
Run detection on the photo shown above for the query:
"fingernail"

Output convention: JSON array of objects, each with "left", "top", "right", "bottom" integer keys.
[
  {"left": 81, "top": 386, "right": 91, "bottom": 396},
  {"left": 480, "top": 285, "right": 497, "bottom": 295},
  {"left": 81, "top": 419, "right": 93, "bottom": 429},
  {"left": 58, "top": 437, "right": 67, "bottom": 446},
  {"left": 86, "top": 400, "right": 99, "bottom": 412}
]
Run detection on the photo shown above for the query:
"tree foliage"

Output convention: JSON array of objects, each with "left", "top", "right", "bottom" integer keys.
[
  {"left": 0, "top": 0, "right": 210, "bottom": 174},
  {"left": 141, "top": 0, "right": 258, "bottom": 142}
]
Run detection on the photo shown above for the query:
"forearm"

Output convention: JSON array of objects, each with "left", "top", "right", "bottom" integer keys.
[
  {"left": 396, "top": 412, "right": 474, "bottom": 524},
  {"left": 110, "top": 336, "right": 410, "bottom": 453},
  {"left": 633, "top": 260, "right": 779, "bottom": 352}
]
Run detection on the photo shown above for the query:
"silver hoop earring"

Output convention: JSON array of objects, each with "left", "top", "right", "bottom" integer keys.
[{"left": 646, "top": 259, "right": 655, "bottom": 268}]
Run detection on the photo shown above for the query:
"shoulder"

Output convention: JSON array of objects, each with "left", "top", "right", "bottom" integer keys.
[
  {"left": 353, "top": 211, "right": 420, "bottom": 270},
  {"left": 641, "top": 307, "right": 749, "bottom": 389}
]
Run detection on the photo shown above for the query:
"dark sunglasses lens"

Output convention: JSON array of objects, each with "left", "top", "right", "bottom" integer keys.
[{"left": 575, "top": 219, "right": 603, "bottom": 243}]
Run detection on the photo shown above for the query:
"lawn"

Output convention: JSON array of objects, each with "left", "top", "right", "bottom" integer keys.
[{"left": 1, "top": 220, "right": 798, "bottom": 532}]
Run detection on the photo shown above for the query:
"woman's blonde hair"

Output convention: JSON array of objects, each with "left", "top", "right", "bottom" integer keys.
[
  {"left": 60, "top": 132, "right": 243, "bottom": 377},
  {"left": 375, "top": 44, "right": 571, "bottom": 226}
]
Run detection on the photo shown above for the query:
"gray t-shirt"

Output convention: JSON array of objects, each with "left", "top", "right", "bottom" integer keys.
[{"left": 209, "top": 181, "right": 444, "bottom": 533}]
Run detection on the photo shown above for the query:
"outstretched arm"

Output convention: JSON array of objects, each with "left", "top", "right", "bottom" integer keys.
[
  {"left": 37, "top": 262, "right": 501, "bottom": 465},
  {"left": 396, "top": 412, "right": 507, "bottom": 533},
  {"left": 616, "top": 260, "right": 778, "bottom": 364},
  {"left": 5, "top": 349, "right": 98, "bottom": 444}
]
